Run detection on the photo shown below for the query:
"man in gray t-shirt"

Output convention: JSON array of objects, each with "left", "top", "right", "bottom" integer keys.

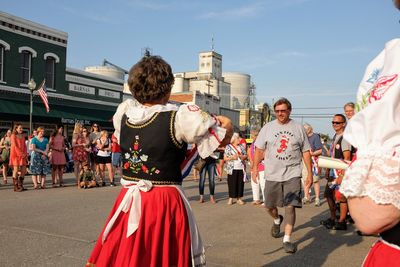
[{"left": 252, "top": 98, "right": 312, "bottom": 254}]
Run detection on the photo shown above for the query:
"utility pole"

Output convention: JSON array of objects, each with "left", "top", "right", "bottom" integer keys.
[
  {"left": 206, "top": 80, "right": 213, "bottom": 95},
  {"left": 249, "top": 83, "right": 256, "bottom": 109}
]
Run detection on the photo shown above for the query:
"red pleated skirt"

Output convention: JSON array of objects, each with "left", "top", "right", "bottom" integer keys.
[
  {"left": 86, "top": 186, "right": 192, "bottom": 267},
  {"left": 363, "top": 240, "right": 400, "bottom": 266}
]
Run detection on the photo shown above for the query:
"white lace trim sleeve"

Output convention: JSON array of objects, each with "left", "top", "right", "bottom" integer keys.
[
  {"left": 174, "top": 105, "right": 226, "bottom": 159},
  {"left": 112, "top": 99, "right": 138, "bottom": 144},
  {"left": 340, "top": 150, "right": 400, "bottom": 210}
]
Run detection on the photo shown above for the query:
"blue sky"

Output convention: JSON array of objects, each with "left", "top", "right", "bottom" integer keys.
[{"left": 2, "top": 0, "right": 399, "bottom": 135}]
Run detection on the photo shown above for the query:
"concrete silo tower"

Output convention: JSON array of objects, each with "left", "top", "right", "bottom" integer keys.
[{"left": 198, "top": 51, "right": 222, "bottom": 81}]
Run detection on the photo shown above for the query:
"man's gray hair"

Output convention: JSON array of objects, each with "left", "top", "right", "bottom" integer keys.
[{"left": 303, "top": 123, "right": 313, "bottom": 133}]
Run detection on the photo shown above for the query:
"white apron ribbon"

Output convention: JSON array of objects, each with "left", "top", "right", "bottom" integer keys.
[
  {"left": 102, "top": 179, "right": 153, "bottom": 243},
  {"left": 101, "top": 178, "right": 206, "bottom": 266}
]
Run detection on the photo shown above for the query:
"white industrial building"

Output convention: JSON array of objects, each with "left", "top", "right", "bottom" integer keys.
[
  {"left": 84, "top": 50, "right": 250, "bottom": 130},
  {"left": 171, "top": 50, "right": 251, "bottom": 110}
]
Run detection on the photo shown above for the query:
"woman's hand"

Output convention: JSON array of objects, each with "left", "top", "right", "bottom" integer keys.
[{"left": 251, "top": 170, "right": 259, "bottom": 183}]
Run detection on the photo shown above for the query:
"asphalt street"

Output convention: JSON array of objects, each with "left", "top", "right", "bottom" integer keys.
[{"left": 0, "top": 173, "right": 375, "bottom": 267}]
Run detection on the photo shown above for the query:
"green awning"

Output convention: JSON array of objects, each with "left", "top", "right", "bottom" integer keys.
[{"left": 0, "top": 99, "right": 115, "bottom": 124}]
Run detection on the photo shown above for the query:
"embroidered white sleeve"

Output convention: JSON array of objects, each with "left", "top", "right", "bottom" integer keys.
[
  {"left": 340, "top": 153, "right": 400, "bottom": 210},
  {"left": 175, "top": 105, "right": 226, "bottom": 159},
  {"left": 113, "top": 99, "right": 138, "bottom": 144}
]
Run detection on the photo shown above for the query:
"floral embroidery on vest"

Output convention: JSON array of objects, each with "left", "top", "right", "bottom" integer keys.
[{"left": 123, "top": 135, "right": 160, "bottom": 175}]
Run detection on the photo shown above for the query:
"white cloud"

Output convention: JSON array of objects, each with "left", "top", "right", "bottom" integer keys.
[
  {"left": 319, "top": 47, "right": 371, "bottom": 56},
  {"left": 125, "top": 0, "right": 170, "bottom": 10},
  {"left": 280, "top": 0, "right": 313, "bottom": 7},
  {"left": 197, "top": 3, "right": 264, "bottom": 20},
  {"left": 60, "top": 6, "right": 118, "bottom": 24}
]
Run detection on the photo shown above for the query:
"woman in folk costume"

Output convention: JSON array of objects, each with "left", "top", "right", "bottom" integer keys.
[
  {"left": 340, "top": 1, "right": 400, "bottom": 265},
  {"left": 86, "top": 55, "right": 232, "bottom": 267}
]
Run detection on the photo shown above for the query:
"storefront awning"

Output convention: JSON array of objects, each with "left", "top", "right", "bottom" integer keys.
[{"left": 0, "top": 99, "right": 115, "bottom": 125}]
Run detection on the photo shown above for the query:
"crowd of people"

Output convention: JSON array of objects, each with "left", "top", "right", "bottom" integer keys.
[
  {"left": 4, "top": 1, "right": 400, "bottom": 263},
  {"left": 0, "top": 122, "right": 122, "bottom": 191}
]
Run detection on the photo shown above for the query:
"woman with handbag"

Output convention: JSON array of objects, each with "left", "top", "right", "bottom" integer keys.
[
  {"left": 49, "top": 125, "right": 66, "bottom": 187},
  {"left": 72, "top": 122, "right": 88, "bottom": 187},
  {"left": 29, "top": 127, "right": 51, "bottom": 189},
  {"left": 224, "top": 132, "right": 248, "bottom": 205},
  {"left": 0, "top": 129, "right": 11, "bottom": 185}
]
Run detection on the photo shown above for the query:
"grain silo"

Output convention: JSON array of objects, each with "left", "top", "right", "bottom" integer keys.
[
  {"left": 84, "top": 65, "right": 125, "bottom": 80},
  {"left": 222, "top": 72, "right": 250, "bottom": 109}
]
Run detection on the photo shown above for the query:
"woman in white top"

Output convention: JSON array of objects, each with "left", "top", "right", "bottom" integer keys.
[
  {"left": 224, "top": 133, "right": 248, "bottom": 205},
  {"left": 96, "top": 130, "right": 115, "bottom": 186}
]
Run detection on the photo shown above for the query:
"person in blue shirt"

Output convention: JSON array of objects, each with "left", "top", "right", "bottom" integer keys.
[{"left": 29, "top": 127, "right": 51, "bottom": 189}]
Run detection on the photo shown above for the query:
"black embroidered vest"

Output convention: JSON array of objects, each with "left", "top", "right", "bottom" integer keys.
[{"left": 120, "top": 111, "right": 187, "bottom": 185}]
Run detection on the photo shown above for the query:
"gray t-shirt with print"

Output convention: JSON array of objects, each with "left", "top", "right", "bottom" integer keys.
[
  {"left": 332, "top": 133, "right": 351, "bottom": 156},
  {"left": 255, "top": 119, "right": 311, "bottom": 182}
]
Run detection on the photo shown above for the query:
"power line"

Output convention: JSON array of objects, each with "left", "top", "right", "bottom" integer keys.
[{"left": 292, "top": 107, "right": 342, "bottom": 110}]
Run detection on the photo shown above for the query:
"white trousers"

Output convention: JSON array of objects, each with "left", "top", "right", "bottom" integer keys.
[{"left": 251, "top": 171, "right": 265, "bottom": 202}]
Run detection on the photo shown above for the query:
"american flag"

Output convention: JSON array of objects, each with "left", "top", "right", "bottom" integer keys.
[{"left": 37, "top": 79, "right": 49, "bottom": 113}]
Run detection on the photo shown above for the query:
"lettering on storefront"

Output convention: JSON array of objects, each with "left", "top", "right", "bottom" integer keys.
[
  {"left": 69, "top": 83, "right": 95, "bottom": 95},
  {"left": 61, "top": 118, "right": 91, "bottom": 125},
  {"left": 98, "top": 89, "right": 120, "bottom": 99}
]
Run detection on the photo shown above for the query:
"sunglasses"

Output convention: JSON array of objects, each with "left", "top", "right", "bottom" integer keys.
[
  {"left": 274, "top": 109, "right": 288, "bottom": 113},
  {"left": 331, "top": 121, "right": 344, "bottom": 125}
]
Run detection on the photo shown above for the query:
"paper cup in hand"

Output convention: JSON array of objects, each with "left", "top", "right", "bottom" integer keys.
[{"left": 317, "top": 156, "right": 349, "bottom": 170}]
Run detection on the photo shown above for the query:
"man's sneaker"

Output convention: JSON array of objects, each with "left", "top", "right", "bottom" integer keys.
[
  {"left": 110, "top": 182, "right": 116, "bottom": 187},
  {"left": 333, "top": 221, "right": 347, "bottom": 231},
  {"left": 320, "top": 218, "right": 335, "bottom": 229},
  {"left": 283, "top": 242, "right": 297, "bottom": 253},
  {"left": 271, "top": 215, "right": 283, "bottom": 238},
  {"left": 302, "top": 197, "right": 310, "bottom": 204},
  {"left": 315, "top": 198, "right": 321, "bottom": 207},
  {"left": 101, "top": 181, "right": 106, "bottom": 187}
]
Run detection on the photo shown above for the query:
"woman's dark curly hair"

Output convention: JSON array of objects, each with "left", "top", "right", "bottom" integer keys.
[{"left": 127, "top": 55, "right": 174, "bottom": 104}]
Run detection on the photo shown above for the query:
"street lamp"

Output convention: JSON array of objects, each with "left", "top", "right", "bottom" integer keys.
[{"left": 27, "top": 78, "right": 36, "bottom": 136}]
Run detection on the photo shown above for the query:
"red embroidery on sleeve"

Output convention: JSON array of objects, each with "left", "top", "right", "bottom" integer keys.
[
  {"left": 208, "top": 128, "right": 221, "bottom": 144},
  {"left": 187, "top": 105, "right": 200, "bottom": 112}
]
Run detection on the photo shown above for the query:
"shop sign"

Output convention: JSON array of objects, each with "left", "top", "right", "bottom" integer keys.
[
  {"left": 69, "top": 83, "right": 95, "bottom": 95},
  {"left": 98, "top": 89, "right": 120, "bottom": 99},
  {"left": 61, "top": 118, "right": 91, "bottom": 125}
]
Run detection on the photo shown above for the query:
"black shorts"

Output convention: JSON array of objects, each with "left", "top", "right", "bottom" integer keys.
[{"left": 96, "top": 156, "right": 111, "bottom": 164}]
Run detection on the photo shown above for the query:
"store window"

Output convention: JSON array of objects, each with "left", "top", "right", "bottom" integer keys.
[
  {"left": 45, "top": 56, "right": 55, "bottom": 89},
  {"left": 0, "top": 40, "right": 10, "bottom": 82},
  {"left": 20, "top": 51, "right": 31, "bottom": 84},
  {"left": 0, "top": 45, "right": 4, "bottom": 82}
]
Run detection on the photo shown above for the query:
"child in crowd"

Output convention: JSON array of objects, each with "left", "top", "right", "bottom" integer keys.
[
  {"left": 86, "top": 55, "right": 232, "bottom": 267},
  {"left": 79, "top": 161, "right": 96, "bottom": 189}
]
